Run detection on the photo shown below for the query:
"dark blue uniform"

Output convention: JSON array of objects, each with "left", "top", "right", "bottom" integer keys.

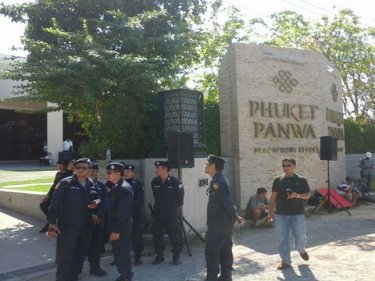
[
  {"left": 107, "top": 179, "right": 134, "bottom": 280},
  {"left": 151, "top": 175, "right": 184, "bottom": 259},
  {"left": 125, "top": 178, "right": 144, "bottom": 259},
  {"left": 88, "top": 179, "right": 108, "bottom": 273},
  {"left": 40, "top": 170, "right": 72, "bottom": 219},
  {"left": 205, "top": 172, "right": 238, "bottom": 281},
  {"left": 48, "top": 175, "right": 101, "bottom": 281}
]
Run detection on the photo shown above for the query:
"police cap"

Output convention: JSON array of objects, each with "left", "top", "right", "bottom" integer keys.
[
  {"left": 207, "top": 155, "right": 225, "bottom": 167},
  {"left": 124, "top": 164, "right": 135, "bottom": 171},
  {"left": 155, "top": 160, "right": 168, "bottom": 167},
  {"left": 74, "top": 157, "right": 92, "bottom": 167},
  {"left": 56, "top": 160, "right": 66, "bottom": 165},
  {"left": 106, "top": 162, "right": 124, "bottom": 172},
  {"left": 91, "top": 163, "right": 99, "bottom": 170}
]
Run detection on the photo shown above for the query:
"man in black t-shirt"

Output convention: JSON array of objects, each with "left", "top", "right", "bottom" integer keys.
[{"left": 268, "top": 158, "right": 311, "bottom": 270}]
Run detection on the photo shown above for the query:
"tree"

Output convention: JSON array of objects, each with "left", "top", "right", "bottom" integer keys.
[
  {"left": 259, "top": 10, "right": 375, "bottom": 120},
  {"left": 0, "top": 0, "right": 208, "bottom": 158},
  {"left": 311, "top": 10, "right": 375, "bottom": 119},
  {"left": 190, "top": 2, "right": 256, "bottom": 154}
]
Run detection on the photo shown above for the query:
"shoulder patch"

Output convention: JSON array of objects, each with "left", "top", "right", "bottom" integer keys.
[
  {"left": 213, "top": 183, "right": 220, "bottom": 190},
  {"left": 178, "top": 184, "right": 184, "bottom": 189}
]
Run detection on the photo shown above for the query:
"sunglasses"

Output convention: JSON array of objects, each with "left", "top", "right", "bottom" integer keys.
[
  {"left": 75, "top": 165, "right": 89, "bottom": 170},
  {"left": 282, "top": 164, "right": 293, "bottom": 168}
]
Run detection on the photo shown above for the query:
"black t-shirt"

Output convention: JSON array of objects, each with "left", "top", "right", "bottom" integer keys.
[{"left": 272, "top": 174, "right": 310, "bottom": 215}]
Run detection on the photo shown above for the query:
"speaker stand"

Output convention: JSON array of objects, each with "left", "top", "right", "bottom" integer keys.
[
  {"left": 326, "top": 160, "right": 351, "bottom": 216},
  {"left": 179, "top": 216, "right": 205, "bottom": 256}
]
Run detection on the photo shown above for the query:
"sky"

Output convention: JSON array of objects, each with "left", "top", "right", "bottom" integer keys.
[{"left": 0, "top": 0, "right": 374, "bottom": 56}]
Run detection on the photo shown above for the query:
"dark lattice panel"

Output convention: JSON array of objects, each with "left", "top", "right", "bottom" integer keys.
[{"left": 159, "top": 89, "right": 204, "bottom": 146}]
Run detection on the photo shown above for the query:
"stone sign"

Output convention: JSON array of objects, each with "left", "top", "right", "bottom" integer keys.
[{"left": 219, "top": 44, "right": 345, "bottom": 208}]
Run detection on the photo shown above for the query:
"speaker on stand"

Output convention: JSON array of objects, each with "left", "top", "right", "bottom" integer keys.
[
  {"left": 320, "top": 136, "right": 351, "bottom": 215},
  {"left": 166, "top": 131, "right": 203, "bottom": 255}
]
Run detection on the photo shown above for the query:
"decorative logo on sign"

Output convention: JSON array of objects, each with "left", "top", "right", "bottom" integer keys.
[
  {"left": 331, "top": 83, "right": 338, "bottom": 102},
  {"left": 272, "top": 70, "right": 298, "bottom": 93}
]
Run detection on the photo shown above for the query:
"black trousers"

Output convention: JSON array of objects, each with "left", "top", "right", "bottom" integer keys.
[
  {"left": 152, "top": 214, "right": 182, "bottom": 256},
  {"left": 40, "top": 199, "right": 51, "bottom": 218},
  {"left": 112, "top": 234, "right": 133, "bottom": 280},
  {"left": 131, "top": 215, "right": 144, "bottom": 256},
  {"left": 205, "top": 225, "right": 234, "bottom": 280},
  {"left": 88, "top": 222, "right": 104, "bottom": 270},
  {"left": 56, "top": 227, "right": 91, "bottom": 281}
]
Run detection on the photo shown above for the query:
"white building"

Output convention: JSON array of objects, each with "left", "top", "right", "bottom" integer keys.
[{"left": 0, "top": 55, "right": 75, "bottom": 162}]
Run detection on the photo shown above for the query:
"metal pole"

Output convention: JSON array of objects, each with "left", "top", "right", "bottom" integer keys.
[{"left": 327, "top": 160, "right": 331, "bottom": 213}]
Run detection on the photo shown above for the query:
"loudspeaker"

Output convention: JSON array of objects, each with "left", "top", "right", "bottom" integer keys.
[
  {"left": 168, "top": 132, "right": 194, "bottom": 168},
  {"left": 320, "top": 136, "right": 337, "bottom": 161}
]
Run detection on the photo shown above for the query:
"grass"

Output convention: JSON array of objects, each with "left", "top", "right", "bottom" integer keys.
[
  {"left": 0, "top": 177, "right": 53, "bottom": 192},
  {"left": 1, "top": 185, "right": 51, "bottom": 192},
  {"left": 0, "top": 177, "right": 54, "bottom": 186}
]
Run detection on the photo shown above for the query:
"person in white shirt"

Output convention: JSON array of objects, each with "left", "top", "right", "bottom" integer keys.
[{"left": 63, "top": 138, "right": 74, "bottom": 152}]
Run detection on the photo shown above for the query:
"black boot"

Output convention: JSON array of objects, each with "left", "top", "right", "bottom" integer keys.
[
  {"left": 134, "top": 255, "right": 142, "bottom": 266},
  {"left": 205, "top": 272, "right": 218, "bottom": 281},
  {"left": 218, "top": 272, "right": 232, "bottom": 281},
  {"left": 172, "top": 255, "right": 181, "bottom": 265},
  {"left": 39, "top": 223, "right": 49, "bottom": 233},
  {"left": 89, "top": 268, "right": 108, "bottom": 276},
  {"left": 151, "top": 254, "right": 164, "bottom": 265}
]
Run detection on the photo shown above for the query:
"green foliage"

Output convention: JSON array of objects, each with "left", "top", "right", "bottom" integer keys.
[
  {"left": 191, "top": 3, "right": 255, "bottom": 154},
  {"left": 344, "top": 118, "right": 375, "bottom": 153},
  {"left": 0, "top": 0, "right": 208, "bottom": 158},
  {"left": 204, "top": 99, "right": 220, "bottom": 155},
  {"left": 267, "top": 11, "right": 311, "bottom": 48},
  {"left": 259, "top": 10, "right": 375, "bottom": 120}
]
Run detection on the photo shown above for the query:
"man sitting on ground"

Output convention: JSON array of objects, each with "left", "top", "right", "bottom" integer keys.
[
  {"left": 246, "top": 187, "right": 271, "bottom": 227},
  {"left": 337, "top": 176, "right": 361, "bottom": 205}
]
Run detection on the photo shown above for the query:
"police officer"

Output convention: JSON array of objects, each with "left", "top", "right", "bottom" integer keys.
[
  {"left": 151, "top": 161, "right": 184, "bottom": 265},
  {"left": 39, "top": 160, "right": 72, "bottom": 233},
  {"left": 204, "top": 155, "right": 244, "bottom": 281},
  {"left": 87, "top": 163, "right": 108, "bottom": 276},
  {"left": 106, "top": 162, "right": 134, "bottom": 281},
  {"left": 47, "top": 158, "right": 101, "bottom": 281},
  {"left": 123, "top": 164, "right": 145, "bottom": 265}
]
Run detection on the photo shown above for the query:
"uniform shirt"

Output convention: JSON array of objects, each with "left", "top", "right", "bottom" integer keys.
[
  {"left": 107, "top": 179, "right": 133, "bottom": 234},
  {"left": 272, "top": 174, "right": 310, "bottom": 216},
  {"left": 125, "top": 178, "right": 144, "bottom": 219},
  {"left": 151, "top": 175, "right": 184, "bottom": 215},
  {"left": 46, "top": 170, "right": 72, "bottom": 198},
  {"left": 48, "top": 175, "right": 101, "bottom": 228},
  {"left": 92, "top": 179, "right": 108, "bottom": 219},
  {"left": 207, "top": 172, "right": 238, "bottom": 228}
]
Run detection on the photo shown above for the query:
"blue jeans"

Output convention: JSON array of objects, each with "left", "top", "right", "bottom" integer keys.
[{"left": 275, "top": 214, "right": 307, "bottom": 265}]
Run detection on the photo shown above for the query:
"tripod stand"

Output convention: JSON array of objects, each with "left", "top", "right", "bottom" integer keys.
[
  {"left": 325, "top": 160, "right": 351, "bottom": 216},
  {"left": 179, "top": 215, "right": 205, "bottom": 256}
]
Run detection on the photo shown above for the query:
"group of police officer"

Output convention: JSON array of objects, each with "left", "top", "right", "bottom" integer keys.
[{"left": 44, "top": 154, "right": 242, "bottom": 281}]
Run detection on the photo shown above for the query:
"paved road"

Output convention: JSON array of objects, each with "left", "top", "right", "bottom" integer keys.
[{"left": 1, "top": 203, "right": 374, "bottom": 281}]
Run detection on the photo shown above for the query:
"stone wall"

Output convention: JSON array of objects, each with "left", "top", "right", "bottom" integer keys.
[
  {"left": 0, "top": 189, "right": 45, "bottom": 220},
  {"left": 219, "top": 44, "right": 346, "bottom": 208}
]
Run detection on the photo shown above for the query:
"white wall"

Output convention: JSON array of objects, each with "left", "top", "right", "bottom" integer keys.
[{"left": 47, "top": 102, "right": 63, "bottom": 164}]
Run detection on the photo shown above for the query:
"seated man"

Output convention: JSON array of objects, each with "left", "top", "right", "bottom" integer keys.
[
  {"left": 337, "top": 176, "right": 361, "bottom": 205},
  {"left": 40, "top": 152, "right": 53, "bottom": 166},
  {"left": 246, "top": 187, "right": 271, "bottom": 227}
]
